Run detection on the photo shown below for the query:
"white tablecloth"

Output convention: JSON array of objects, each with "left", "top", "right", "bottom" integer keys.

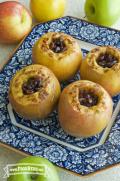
[{"left": 0, "top": 0, "right": 120, "bottom": 180}]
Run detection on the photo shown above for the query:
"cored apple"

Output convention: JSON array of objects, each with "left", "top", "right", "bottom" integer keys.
[
  {"left": 80, "top": 46, "right": 120, "bottom": 96},
  {"left": 58, "top": 80, "right": 113, "bottom": 137},
  {"left": 32, "top": 32, "right": 82, "bottom": 82},
  {"left": 0, "top": 1, "right": 32, "bottom": 44}
]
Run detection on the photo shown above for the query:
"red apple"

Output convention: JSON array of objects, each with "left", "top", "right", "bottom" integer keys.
[{"left": 0, "top": 1, "right": 32, "bottom": 44}]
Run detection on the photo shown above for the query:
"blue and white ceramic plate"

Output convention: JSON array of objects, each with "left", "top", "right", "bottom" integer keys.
[{"left": 1, "top": 16, "right": 120, "bottom": 176}]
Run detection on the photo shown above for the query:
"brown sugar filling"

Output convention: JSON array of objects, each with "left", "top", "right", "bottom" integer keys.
[
  {"left": 49, "top": 37, "right": 67, "bottom": 53},
  {"left": 22, "top": 76, "right": 42, "bottom": 95},
  {"left": 79, "top": 90, "right": 98, "bottom": 107},
  {"left": 97, "top": 53, "right": 118, "bottom": 68}
]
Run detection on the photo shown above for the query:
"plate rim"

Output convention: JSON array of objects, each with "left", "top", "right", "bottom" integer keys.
[
  {"left": 1, "top": 141, "right": 120, "bottom": 178},
  {"left": 0, "top": 15, "right": 120, "bottom": 177}
]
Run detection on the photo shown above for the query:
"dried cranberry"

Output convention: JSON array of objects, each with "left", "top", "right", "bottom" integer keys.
[
  {"left": 97, "top": 53, "right": 118, "bottom": 68},
  {"left": 79, "top": 90, "right": 98, "bottom": 107},
  {"left": 50, "top": 38, "right": 67, "bottom": 53},
  {"left": 22, "top": 77, "right": 42, "bottom": 95}
]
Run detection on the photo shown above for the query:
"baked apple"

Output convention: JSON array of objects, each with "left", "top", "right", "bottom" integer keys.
[
  {"left": 32, "top": 32, "right": 82, "bottom": 82},
  {"left": 58, "top": 80, "right": 113, "bottom": 137},
  {"left": 9, "top": 64, "right": 61, "bottom": 120},
  {"left": 80, "top": 46, "right": 120, "bottom": 96}
]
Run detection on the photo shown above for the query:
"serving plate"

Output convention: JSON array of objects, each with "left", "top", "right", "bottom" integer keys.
[{"left": 1, "top": 16, "right": 120, "bottom": 176}]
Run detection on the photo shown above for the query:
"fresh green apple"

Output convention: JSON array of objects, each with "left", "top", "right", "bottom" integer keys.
[
  {"left": 85, "top": 0, "right": 120, "bottom": 26},
  {"left": 7, "top": 156, "right": 59, "bottom": 181}
]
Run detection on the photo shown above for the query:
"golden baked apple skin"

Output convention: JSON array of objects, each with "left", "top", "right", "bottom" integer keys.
[
  {"left": 32, "top": 32, "right": 82, "bottom": 82},
  {"left": 58, "top": 80, "right": 113, "bottom": 137},
  {"left": 80, "top": 46, "right": 120, "bottom": 96},
  {"left": 9, "top": 64, "right": 61, "bottom": 120}
]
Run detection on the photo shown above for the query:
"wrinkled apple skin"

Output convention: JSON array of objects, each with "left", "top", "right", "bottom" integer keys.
[
  {"left": 7, "top": 156, "right": 59, "bottom": 181},
  {"left": 32, "top": 32, "right": 82, "bottom": 82},
  {"left": 9, "top": 64, "right": 61, "bottom": 120},
  {"left": 0, "top": 1, "right": 32, "bottom": 44},
  {"left": 85, "top": 0, "right": 120, "bottom": 26},
  {"left": 80, "top": 46, "right": 120, "bottom": 96},
  {"left": 58, "top": 80, "right": 113, "bottom": 137}
]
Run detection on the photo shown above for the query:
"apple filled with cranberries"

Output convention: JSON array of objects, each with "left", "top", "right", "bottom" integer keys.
[
  {"left": 0, "top": 1, "right": 32, "bottom": 44},
  {"left": 80, "top": 46, "right": 120, "bottom": 96},
  {"left": 58, "top": 80, "right": 113, "bottom": 137}
]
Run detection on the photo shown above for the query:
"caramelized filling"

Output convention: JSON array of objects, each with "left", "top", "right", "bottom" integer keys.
[
  {"left": 97, "top": 53, "right": 118, "bottom": 68},
  {"left": 22, "top": 77, "right": 42, "bottom": 95},
  {"left": 49, "top": 37, "right": 67, "bottom": 53},
  {"left": 79, "top": 90, "right": 98, "bottom": 107}
]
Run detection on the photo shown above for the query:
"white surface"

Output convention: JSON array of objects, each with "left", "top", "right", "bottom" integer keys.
[{"left": 0, "top": 0, "right": 120, "bottom": 181}]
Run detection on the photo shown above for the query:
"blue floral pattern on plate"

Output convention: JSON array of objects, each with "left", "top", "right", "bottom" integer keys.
[{"left": 0, "top": 16, "right": 120, "bottom": 175}]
